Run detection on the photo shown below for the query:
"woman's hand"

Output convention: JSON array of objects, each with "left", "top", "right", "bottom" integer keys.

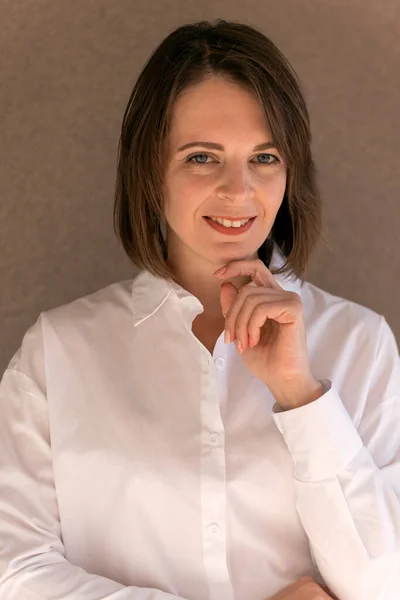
[
  {"left": 214, "top": 258, "right": 324, "bottom": 411},
  {"left": 270, "top": 576, "right": 337, "bottom": 599}
]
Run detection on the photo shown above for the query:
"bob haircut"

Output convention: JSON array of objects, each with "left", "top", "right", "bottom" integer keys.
[{"left": 113, "top": 19, "right": 322, "bottom": 282}]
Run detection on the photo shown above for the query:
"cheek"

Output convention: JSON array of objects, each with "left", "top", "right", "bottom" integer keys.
[
  {"left": 263, "top": 170, "right": 287, "bottom": 204},
  {"left": 163, "top": 185, "right": 197, "bottom": 235},
  {"left": 165, "top": 175, "right": 206, "bottom": 220},
  {"left": 178, "top": 173, "right": 210, "bottom": 198}
]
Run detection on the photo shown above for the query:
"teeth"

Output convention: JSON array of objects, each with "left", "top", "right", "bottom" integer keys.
[{"left": 209, "top": 217, "right": 250, "bottom": 228}]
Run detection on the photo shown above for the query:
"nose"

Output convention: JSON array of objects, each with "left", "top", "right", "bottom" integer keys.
[{"left": 216, "top": 161, "right": 255, "bottom": 202}]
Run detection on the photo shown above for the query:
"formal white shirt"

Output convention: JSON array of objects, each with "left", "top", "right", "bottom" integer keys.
[{"left": 1, "top": 243, "right": 400, "bottom": 600}]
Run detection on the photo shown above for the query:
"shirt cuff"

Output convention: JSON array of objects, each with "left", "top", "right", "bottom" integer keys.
[{"left": 271, "top": 379, "right": 363, "bottom": 482}]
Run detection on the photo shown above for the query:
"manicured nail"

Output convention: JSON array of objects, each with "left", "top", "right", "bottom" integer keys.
[
  {"left": 224, "top": 329, "right": 231, "bottom": 344},
  {"left": 236, "top": 340, "right": 243, "bottom": 354}
]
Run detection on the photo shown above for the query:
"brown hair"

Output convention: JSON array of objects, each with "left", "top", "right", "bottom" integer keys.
[{"left": 113, "top": 19, "right": 322, "bottom": 282}]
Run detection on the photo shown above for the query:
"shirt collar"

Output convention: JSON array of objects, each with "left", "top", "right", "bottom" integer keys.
[{"left": 131, "top": 242, "right": 304, "bottom": 327}]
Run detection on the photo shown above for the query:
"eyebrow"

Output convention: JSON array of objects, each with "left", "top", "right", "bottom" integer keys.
[{"left": 176, "top": 141, "right": 278, "bottom": 153}]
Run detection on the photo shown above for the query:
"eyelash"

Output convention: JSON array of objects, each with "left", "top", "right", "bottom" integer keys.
[{"left": 185, "top": 153, "right": 281, "bottom": 167}]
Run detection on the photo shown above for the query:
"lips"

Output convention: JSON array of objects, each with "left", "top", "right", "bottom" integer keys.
[{"left": 203, "top": 215, "right": 256, "bottom": 235}]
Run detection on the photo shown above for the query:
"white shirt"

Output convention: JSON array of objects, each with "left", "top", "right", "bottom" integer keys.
[{"left": 1, "top": 243, "right": 400, "bottom": 600}]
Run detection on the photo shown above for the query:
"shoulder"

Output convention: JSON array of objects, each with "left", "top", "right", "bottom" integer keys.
[
  {"left": 299, "top": 279, "right": 399, "bottom": 373},
  {"left": 44, "top": 278, "right": 134, "bottom": 321},
  {"left": 301, "top": 278, "right": 399, "bottom": 389},
  {"left": 39, "top": 278, "right": 138, "bottom": 361},
  {"left": 299, "top": 280, "right": 400, "bottom": 414},
  {"left": 39, "top": 278, "right": 136, "bottom": 338},
  {"left": 5, "top": 279, "right": 135, "bottom": 383},
  {"left": 300, "top": 278, "right": 387, "bottom": 337}
]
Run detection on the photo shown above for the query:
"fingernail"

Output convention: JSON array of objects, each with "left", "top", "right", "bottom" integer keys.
[
  {"left": 248, "top": 335, "right": 254, "bottom": 348},
  {"left": 236, "top": 340, "right": 243, "bottom": 354},
  {"left": 224, "top": 329, "right": 231, "bottom": 344},
  {"left": 215, "top": 267, "right": 227, "bottom": 277}
]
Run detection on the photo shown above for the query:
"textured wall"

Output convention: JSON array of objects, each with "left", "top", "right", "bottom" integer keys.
[{"left": 1, "top": 0, "right": 399, "bottom": 371}]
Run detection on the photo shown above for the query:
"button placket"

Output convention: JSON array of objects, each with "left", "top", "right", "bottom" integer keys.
[{"left": 200, "top": 354, "right": 233, "bottom": 600}]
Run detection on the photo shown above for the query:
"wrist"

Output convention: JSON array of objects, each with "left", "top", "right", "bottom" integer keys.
[{"left": 269, "top": 376, "right": 325, "bottom": 411}]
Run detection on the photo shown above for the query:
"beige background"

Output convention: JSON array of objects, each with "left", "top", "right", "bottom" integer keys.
[{"left": 1, "top": 0, "right": 399, "bottom": 373}]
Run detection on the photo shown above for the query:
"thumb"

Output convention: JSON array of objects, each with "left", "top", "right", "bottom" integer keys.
[{"left": 220, "top": 282, "right": 238, "bottom": 317}]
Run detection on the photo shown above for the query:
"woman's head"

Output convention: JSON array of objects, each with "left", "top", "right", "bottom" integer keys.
[{"left": 114, "top": 19, "right": 322, "bottom": 282}]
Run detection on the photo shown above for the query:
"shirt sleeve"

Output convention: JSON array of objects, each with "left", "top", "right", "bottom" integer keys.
[
  {"left": 0, "top": 322, "right": 189, "bottom": 600},
  {"left": 272, "top": 316, "right": 400, "bottom": 600}
]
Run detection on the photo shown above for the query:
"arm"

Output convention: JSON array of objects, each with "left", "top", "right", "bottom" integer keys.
[
  {"left": 0, "top": 324, "right": 189, "bottom": 600},
  {"left": 272, "top": 316, "right": 400, "bottom": 600}
]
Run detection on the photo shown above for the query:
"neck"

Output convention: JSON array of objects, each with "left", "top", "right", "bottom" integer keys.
[{"left": 167, "top": 255, "right": 253, "bottom": 321}]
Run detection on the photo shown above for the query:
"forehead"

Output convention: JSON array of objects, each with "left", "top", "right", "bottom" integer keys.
[{"left": 168, "top": 77, "right": 271, "bottom": 139}]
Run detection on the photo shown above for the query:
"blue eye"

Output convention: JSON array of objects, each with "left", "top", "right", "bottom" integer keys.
[
  {"left": 257, "top": 153, "right": 278, "bottom": 164},
  {"left": 186, "top": 154, "right": 210, "bottom": 165},
  {"left": 185, "top": 153, "right": 280, "bottom": 166}
]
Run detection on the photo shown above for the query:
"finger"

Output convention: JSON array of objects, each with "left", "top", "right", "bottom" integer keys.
[
  {"left": 214, "top": 258, "right": 283, "bottom": 291},
  {"left": 246, "top": 303, "right": 280, "bottom": 348},
  {"left": 219, "top": 281, "right": 238, "bottom": 320},
  {"left": 239, "top": 297, "right": 290, "bottom": 351},
  {"left": 220, "top": 282, "right": 278, "bottom": 324},
  {"left": 227, "top": 289, "right": 289, "bottom": 351},
  {"left": 225, "top": 288, "right": 288, "bottom": 350}
]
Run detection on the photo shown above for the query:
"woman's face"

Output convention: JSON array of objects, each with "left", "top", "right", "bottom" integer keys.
[{"left": 162, "top": 76, "right": 287, "bottom": 271}]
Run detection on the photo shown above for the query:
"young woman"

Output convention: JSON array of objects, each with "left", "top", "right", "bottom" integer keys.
[{"left": 0, "top": 19, "right": 399, "bottom": 600}]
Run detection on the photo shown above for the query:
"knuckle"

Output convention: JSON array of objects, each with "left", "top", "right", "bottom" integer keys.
[
  {"left": 254, "top": 303, "right": 267, "bottom": 317},
  {"left": 290, "top": 291, "right": 303, "bottom": 307}
]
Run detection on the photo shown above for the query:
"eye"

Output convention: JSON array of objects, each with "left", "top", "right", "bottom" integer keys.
[
  {"left": 256, "top": 153, "right": 280, "bottom": 165},
  {"left": 186, "top": 153, "right": 212, "bottom": 165},
  {"left": 185, "top": 152, "right": 280, "bottom": 167}
]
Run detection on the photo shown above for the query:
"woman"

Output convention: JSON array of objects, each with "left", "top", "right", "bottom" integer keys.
[{"left": 0, "top": 18, "right": 399, "bottom": 600}]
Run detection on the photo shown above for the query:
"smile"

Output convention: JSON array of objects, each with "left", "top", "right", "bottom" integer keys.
[
  {"left": 208, "top": 216, "right": 251, "bottom": 228},
  {"left": 203, "top": 216, "right": 256, "bottom": 235}
]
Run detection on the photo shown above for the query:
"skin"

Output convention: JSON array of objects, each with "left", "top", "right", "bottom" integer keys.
[{"left": 162, "top": 75, "right": 287, "bottom": 323}]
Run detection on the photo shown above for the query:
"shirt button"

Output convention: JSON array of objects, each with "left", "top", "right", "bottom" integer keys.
[
  {"left": 208, "top": 523, "right": 220, "bottom": 539},
  {"left": 210, "top": 432, "right": 219, "bottom": 444},
  {"left": 215, "top": 357, "right": 225, "bottom": 369}
]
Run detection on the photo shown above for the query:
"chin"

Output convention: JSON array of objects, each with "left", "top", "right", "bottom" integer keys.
[{"left": 212, "top": 248, "right": 258, "bottom": 264}]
